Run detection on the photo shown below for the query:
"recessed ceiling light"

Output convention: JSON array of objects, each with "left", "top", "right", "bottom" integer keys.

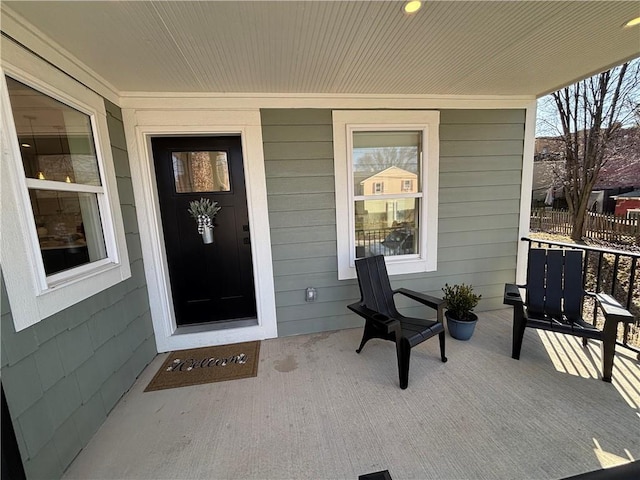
[
  {"left": 404, "top": 1, "right": 422, "bottom": 14},
  {"left": 21, "top": 143, "right": 31, "bottom": 148},
  {"left": 624, "top": 16, "right": 640, "bottom": 28}
]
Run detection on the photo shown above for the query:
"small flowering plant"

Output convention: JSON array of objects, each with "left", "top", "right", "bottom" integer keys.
[{"left": 187, "top": 198, "right": 221, "bottom": 234}]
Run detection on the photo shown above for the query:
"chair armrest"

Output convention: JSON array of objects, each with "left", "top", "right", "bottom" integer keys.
[
  {"left": 395, "top": 288, "right": 445, "bottom": 310},
  {"left": 347, "top": 302, "right": 401, "bottom": 334},
  {"left": 595, "top": 293, "right": 635, "bottom": 324},
  {"left": 504, "top": 283, "right": 523, "bottom": 306}
]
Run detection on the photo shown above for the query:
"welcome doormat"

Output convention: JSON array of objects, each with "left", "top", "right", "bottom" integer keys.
[{"left": 144, "top": 341, "right": 260, "bottom": 392}]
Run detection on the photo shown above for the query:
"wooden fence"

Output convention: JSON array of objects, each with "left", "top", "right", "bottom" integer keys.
[{"left": 530, "top": 208, "right": 639, "bottom": 244}]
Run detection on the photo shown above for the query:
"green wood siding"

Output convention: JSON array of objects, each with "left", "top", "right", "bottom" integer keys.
[
  {"left": 0, "top": 100, "right": 155, "bottom": 480},
  {"left": 262, "top": 108, "right": 524, "bottom": 337}
]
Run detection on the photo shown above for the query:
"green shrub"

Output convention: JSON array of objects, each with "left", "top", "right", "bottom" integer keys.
[{"left": 442, "top": 283, "right": 481, "bottom": 321}]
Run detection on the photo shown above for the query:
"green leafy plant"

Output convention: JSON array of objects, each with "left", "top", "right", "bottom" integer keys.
[
  {"left": 187, "top": 198, "right": 221, "bottom": 233},
  {"left": 442, "top": 283, "right": 481, "bottom": 321}
]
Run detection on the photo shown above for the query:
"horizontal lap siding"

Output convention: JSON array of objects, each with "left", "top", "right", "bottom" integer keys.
[
  {"left": 262, "top": 110, "right": 360, "bottom": 336},
  {"left": 438, "top": 110, "right": 524, "bottom": 311},
  {"left": 261, "top": 109, "right": 524, "bottom": 337}
]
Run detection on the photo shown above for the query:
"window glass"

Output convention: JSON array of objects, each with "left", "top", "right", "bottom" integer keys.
[
  {"left": 29, "top": 190, "right": 107, "bottom": 275},
  {"left": 172, "top": 151, "right": 231, "bottom": 193},
  {"left": 352, "top": 131, "right": 421, "bottom": 259},
  {"left": 352, "top": 131, "right": 420, "bottom": 192},
  {"left": 6, "top": 77, "right": 101, "bottom": 186},
  {"left": 355, "top": 198, "right": 419, "bottom": 258}
]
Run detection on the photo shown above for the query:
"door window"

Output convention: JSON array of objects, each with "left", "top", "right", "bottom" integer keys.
[{"left": 172, "top": 151, "right": 231, "bottom": 193}]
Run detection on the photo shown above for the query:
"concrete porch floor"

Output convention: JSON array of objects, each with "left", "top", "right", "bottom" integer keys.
[{"left": 63, "top": 309, "right": 639, "bottom": 480}]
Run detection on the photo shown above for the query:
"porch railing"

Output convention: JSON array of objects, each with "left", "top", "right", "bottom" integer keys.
[
  {"left": 355, "top": 227, "right": 415, "bottom": 257},
  {"left": 522, "top": 236, "right": 639, "bottom": 356}
]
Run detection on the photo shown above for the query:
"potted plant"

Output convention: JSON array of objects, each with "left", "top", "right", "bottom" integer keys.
[
  {"left": 442, "top": 283, "right": 481, "bottom": 340},
  {"left": 187, "top": 198, "right": 221, "bottom": 244}
]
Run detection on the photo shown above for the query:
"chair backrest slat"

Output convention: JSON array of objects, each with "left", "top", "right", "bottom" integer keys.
[
  {"left": 526, "top": 248, "right": 584, "bottom": 321},
  {"left": 563, "top": 250, "right": 584, "bottom": 320},
  {"left": 545, "top": 249, "right": 564, "bottom": 317},
  {"left": 355, "top": 256, "right": 397, "bottom": 317},
  {"left": 526, "top": 249, "right": 547, "bottom": 315}
]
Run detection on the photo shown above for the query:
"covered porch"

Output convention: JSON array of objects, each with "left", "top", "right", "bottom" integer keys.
[{"left": 62, "top": 309, "right": 639, "bottom": 480}]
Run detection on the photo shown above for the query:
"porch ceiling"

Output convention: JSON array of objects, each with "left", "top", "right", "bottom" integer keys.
[{"left": 3, "top": 1, "right": 639, "bottom": 98}]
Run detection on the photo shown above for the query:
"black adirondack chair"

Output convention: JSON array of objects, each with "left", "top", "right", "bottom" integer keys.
[
  {"left": 348, "top": 255, "right": 447, "bottom": 389},
  {"left": 504, "top": 248, "right": 634, "bottom": 382}
]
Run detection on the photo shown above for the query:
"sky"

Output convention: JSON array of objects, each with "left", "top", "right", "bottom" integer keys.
[{"left": 535, "top": 57, "right": 640, "bottom": 138}]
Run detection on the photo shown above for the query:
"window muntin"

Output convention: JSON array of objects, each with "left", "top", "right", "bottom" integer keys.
[
  {"left": 352, "top": 130, "right": 422, "bottom": 259},
  {"left": 172, "top": 151, "right": 231, "bottom": 193},
  {"left": 6, "top": 77, "right": 108, "bottom": 277}
]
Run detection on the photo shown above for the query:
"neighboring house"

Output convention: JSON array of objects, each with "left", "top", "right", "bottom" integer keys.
[
  {"left": 612, "top": 190, "right": 640, "bottom": 217},
  {"left": 532, "top": 127, "right": 640, "bottom": 207},
  {"left": 357, "top": 166, "right": 417, "bottom": 224},
  {"left": 359, "top": 166, "right": 418, "bottom": 196},
  {"left": 1, "top": 2, "right": 638, "bottom": 478}
]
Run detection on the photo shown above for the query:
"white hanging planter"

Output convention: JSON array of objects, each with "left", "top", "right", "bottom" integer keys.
[{"left": 201, "top": 226, "right": 214, "bottom": 244}]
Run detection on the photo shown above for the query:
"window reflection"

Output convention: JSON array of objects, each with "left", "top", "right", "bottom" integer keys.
[
  {"left": 354, "top": 198, "right": 418, "bottom": 258},
  {"left": 352, "top": 131, "right": 420, "bottom": 192},
  {"left": 352, "top": 131, "right": 422, "bottom": 258}
]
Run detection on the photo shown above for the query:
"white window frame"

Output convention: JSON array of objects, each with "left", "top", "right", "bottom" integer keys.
[
  {"left": 1, "top": 44, "right": 130, "bottom": 332},
  {"left": 402, "top": 179, "right": 413, "bottom": 192},
  {"left": 333, "top": 110, "right": 440, "bottom": 280}
]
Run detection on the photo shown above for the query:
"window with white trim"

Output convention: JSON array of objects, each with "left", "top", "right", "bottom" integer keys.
[
  {"left": 333, "top": 111, "right": 440, "bottom": 280},
  {"left": 1, "top": 48, "right": 130, "bottom": 332}
]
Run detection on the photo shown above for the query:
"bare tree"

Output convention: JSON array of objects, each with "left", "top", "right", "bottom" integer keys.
[
  {"left": 537, "top": 59, "right": 640, "bottom": 240},
  {"left": 356, "top": 147, "right": 418, "bottom": 173}
]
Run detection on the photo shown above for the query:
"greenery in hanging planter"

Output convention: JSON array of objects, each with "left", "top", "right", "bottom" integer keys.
[
  {"left": 442, "top": 283, "right": 481, "bottom": 321},
  {"left": 187, "top": 198, "right": 221, "bottom": 221},
  {"left": 187, "top": 198, "right": 221, "bottom": 233}
]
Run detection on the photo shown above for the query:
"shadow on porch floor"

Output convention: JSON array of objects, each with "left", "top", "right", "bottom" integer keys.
[{"left": 63, "top": 309, "right": 639, "bottom": 480}]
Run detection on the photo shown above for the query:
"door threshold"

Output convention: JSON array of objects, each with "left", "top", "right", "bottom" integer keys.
[{"left": 174, "top": 318, "right": 259, "bottom": 336}]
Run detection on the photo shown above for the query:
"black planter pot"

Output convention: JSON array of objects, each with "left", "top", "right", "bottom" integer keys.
[{"left": 445, "top": 311, "right": 478, "bottom": 340}]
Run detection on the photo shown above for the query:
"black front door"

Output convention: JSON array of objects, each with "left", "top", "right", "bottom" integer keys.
[{"left": 151, "top": 136, "right": 256, "bottom": 326}]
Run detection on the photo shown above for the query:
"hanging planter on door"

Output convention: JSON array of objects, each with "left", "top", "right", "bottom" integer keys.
[{"left": 187, "top": 198, "right": 221, "bottom": 245}]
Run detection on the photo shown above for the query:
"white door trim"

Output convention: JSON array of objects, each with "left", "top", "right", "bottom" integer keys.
[{"left": 122, "top": 108, "right": 277, "bottom": 352}]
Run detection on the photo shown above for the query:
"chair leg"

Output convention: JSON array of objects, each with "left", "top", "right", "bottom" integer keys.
[
  {"left": 397, "top": 338, "right": 411, "bottom": 390},
  {"left": 582, "top": 337, "right": 588, "bottom": 347},
  {"left": 356, "top": 320, "right": 376, "bottom": 354},
  {"left": 512, "top": 307, "right": 526, "bottom": 360},
  {"left": 600, "top": 319, "right": 618, "bottom": 383},
  {"left": 439, "top": 331, "right": 448, "bottom": 363}
]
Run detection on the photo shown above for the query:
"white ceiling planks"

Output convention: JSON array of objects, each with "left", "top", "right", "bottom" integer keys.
[{"left": 2, "top": 1, "right": 639, "bottom": 97}]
